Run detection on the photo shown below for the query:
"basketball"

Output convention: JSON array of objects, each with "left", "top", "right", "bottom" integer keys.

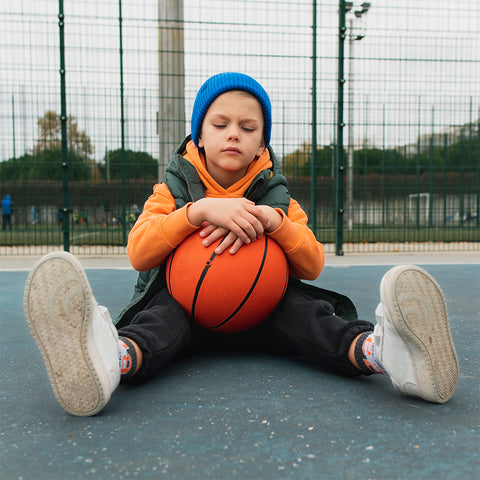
[{"left": 166, "top": 232, "right": 289, "bottom": 333}]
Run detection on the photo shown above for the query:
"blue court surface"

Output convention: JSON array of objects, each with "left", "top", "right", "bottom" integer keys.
[{"left": 1, "top": 259, "right": 479, "bottom": 479}]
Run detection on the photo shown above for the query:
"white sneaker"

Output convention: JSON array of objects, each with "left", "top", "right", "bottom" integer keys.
[
  {"left": 24, "top": 251, "right": 120, "bottom": 416},
  {"left": 374, "top": 265, "right": 459, "bottom": 403}
]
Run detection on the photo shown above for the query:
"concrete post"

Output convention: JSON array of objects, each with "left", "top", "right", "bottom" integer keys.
[{"left": 157, "top": 0, "right": 185, "bottom": 181}]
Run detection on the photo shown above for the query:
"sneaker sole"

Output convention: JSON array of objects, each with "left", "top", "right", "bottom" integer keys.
[
  {"left": 24, "top": 251, "right": 108, "bottom": 416},
  {"left": 380, "top": 265, "right": 459, "bottom": 403}
]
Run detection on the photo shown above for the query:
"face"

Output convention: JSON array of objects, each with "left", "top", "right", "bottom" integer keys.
[{"left": 198, "top": 90, "right": 265, "bottom": 188}]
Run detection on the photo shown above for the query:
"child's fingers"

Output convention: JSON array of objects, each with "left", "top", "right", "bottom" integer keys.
[
  {"left": 248, "top": 204, "right": 272, "bottom": 229},
  {"left": 213, "top": 231, "right": 236, "bottom": 254},
  {"left": 214, "top": 232, "right": 247, "bottom": 255},
  {"left": 227, "top": 236, "right": 246, "bottom": 255},
  {"left": 201, "top": 226, "right": 229, "bottom": 246},
  {"left": 232, "top": 213, "right": 265, "bottom": 241},
  {"left": 198, "top": 223, "right": 216, "bottom": 238},
  {"left": 200, "top": 221, "right": 253, "bottom": 247}
]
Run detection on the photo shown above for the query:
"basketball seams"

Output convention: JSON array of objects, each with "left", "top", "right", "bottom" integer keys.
[
  {"left": 166, "top": 232, "right": 289, "bottom": 333},
  {"left": 191, "top": 250, "right": 217, "bottom": 320},
  {"left": 210, "top": 235, "right": 269, "bottom": 329}
]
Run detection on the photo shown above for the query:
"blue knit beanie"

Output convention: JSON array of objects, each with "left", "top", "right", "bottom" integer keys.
[{"left": 191, "top": 72, "right": 272, "bottom": 149}]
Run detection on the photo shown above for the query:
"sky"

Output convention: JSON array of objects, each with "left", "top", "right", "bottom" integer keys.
[{"left": 0, "top": 0, "right": 478, "bottom": 164}]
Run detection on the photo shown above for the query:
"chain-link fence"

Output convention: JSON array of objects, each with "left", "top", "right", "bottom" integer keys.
[{"left": 1, "top": 0, "right": 479, "bottom": 255}]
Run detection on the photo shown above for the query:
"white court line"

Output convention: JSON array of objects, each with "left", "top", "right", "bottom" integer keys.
[
  {"left": 2, "top": 259, "right": 479, "bottom": 272},
  {"left": 1, "top": 249, "right": 479, "bottom": 272}
]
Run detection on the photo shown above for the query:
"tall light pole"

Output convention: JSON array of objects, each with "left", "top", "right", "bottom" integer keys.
[{"left": 346, "top": 2, "right": 370, "bottom": 231}]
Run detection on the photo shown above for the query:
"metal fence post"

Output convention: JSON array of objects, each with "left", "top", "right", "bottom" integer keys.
[
  {"left": 11, "top": 95, "right": 17, "bottom": 208},
  {"left": 311, "top": 0, "right": 318, "bottom": 238},
  {"left": 58, "top": 0, "right": 70, "bottom": 251},
  {"left": 477, "top": 106, "right": 480, "bottom": 229},
  {"left": 429, "top": 106, "right": 434, "bottom": 227},
  {"left": 119, "top": 0, "right": 127, "bottom": 246},
  {"left": 335, "top": 0, "right": 346, "bottom": 255}
]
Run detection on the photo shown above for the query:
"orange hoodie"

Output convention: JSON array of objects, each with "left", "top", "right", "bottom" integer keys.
[{"left": 128, "top": 140, "right": 325, "bottom": 280}]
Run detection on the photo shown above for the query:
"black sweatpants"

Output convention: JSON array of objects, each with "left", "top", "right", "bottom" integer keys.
[{"left": 117, "top": 281, "right": 374, "bottom": 384}]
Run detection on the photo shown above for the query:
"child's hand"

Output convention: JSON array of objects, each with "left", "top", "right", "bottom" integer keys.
[
  {"left": 254, "top": 205, "right": 283, "bottom": 232},
  {"left": 187, "top": 198, "right": 271, "bottom": 246},
  {"left": 199, "top": 225, "right": 248, "bottom": 255},
  {"left": 194, "top": 204, "right": 282, "bottom": 255}
]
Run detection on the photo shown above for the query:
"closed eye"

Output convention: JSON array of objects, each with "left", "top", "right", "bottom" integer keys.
[{"left": 241, "top": 122, "right": 259, "bottom": 132}]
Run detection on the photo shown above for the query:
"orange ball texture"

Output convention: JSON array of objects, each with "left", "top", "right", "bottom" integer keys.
[{"left": 166, "top": 233, "right": 289, "bottom": 333}]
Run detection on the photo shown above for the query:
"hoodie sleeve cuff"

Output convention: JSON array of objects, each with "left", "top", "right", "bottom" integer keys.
[
  {"left": 267, "top": 209, "right": 303, "bottom": 253},
  {"left": 161, "top": 203, "right": 199, "bottom": 247}
]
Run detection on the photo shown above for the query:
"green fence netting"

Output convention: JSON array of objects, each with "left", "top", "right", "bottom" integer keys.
[{"left": 0, "top": 0, "right": 478, "bottom": 255}]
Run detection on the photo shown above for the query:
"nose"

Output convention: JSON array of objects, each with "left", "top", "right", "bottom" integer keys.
[{"left": 226, "top": 124, "right": 240, "bottom": 141}]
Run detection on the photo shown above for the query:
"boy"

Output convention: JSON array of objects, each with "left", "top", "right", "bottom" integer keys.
[{"left": 24, "top": 73, "right": 459, "bottom": 416}]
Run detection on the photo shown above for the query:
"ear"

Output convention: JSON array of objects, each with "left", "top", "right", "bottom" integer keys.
[
  {"left": 198, "top": 134, "right": 204, "bottom": 148},
  {"left": 256, "top": 138, "right": 266, "bottom": 156}
]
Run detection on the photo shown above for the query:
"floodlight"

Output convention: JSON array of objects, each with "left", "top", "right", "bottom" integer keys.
[{"left": 361, "top": 2, "right": 371, "bottom": 13}]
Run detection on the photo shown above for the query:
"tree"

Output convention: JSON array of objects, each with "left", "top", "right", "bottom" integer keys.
[
  {"left": 282, "top": 142, "right": 310, "bottom": 177},
  {"left": 0, "top": 149, "right": 92, "bottom": 181},
  {"left": 282, "top": 142, "right": 336, "bottom": 178},
  {"left": 33, "top": 111, "right": 94, "bottom": 161},
  {"left": 352, "top": 147, "right": 406, "bottom": 174},
  {"left": 99, "top": 149, "right": 158, "bottom": 181}
]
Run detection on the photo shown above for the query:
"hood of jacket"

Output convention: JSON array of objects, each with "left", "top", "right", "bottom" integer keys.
[{"left": 164, "top": 135, "right": 290, "bottom": 213}]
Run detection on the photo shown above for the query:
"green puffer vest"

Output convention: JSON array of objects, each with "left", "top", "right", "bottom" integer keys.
[{"left": 115, "top": 136, "right": 357, "bottom": 328}]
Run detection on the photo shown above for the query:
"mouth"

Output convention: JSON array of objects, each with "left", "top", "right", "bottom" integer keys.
[{"left": 223, "top": 146, "right": 241, "bottom": 154}]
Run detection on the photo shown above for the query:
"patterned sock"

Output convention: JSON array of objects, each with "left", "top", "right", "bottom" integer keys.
[
  {"left": 354, "top": 331, "right": 385, "bottom": 374},
  {"left": 118, "top": 337, "right": 138, "bottom": 380}
]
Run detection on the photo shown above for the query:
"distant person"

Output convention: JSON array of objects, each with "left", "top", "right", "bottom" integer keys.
[
  {"left": 56, "top": 209, "right": 63, "bottom": 227},
  {"left": 2, "top": 194, "right": 13, "bottom": 230},
  {"left": 31, "top": 207, "right": 38, "bottom": 226},
  {"left": 23, "top": 73, "right": 459, "bottom": 416},
  {"left": 131, "top": 203, "right": 140, "bottom": 219},
  {"left": 80, "top": 210, "right": 88, "bottom": 226}
]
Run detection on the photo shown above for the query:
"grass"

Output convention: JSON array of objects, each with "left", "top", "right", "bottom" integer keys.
[
  {"left": 0, "top": 225, "right": 127, "bottom": 247},
  {"left": 314, "top": 226, "right": 480, "bottom": 244},
  {"left": 1, "top": 224, "right": 479, "bottom": 248}
]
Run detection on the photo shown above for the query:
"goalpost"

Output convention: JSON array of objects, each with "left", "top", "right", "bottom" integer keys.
[{"left": 408, "top": 193, "right": 430, "bottom": 225}]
